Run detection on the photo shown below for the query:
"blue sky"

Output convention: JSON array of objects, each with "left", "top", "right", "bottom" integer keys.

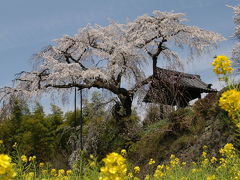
[{"left": 0, "top": 0, "right": 238, "bottom": 111}]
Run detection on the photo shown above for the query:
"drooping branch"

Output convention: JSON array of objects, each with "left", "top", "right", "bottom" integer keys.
[{"left": 0, "top": 10, "right": 224, "bottom": 120}]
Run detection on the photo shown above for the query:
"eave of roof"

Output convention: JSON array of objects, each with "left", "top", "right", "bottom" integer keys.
[{"left": 150, "top": 67, "right": 217, "bottom": 92}]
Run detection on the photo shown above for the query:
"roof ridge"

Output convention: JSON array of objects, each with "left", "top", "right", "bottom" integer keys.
[{"left": 155, "top": 67, "right": 201, "bottom": 79}]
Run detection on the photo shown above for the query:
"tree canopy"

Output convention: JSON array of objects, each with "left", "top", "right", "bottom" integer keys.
[{"left": 0, "top": 10, "right": 224, "bottom": 120}]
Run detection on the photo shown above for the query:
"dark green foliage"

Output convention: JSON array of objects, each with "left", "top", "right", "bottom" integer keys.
[
  {"left": 0, "top": 101, "right": 64, "bottom": 162},
  {"left": 0, "top": 98, "right": 29, "bottom": 152}
]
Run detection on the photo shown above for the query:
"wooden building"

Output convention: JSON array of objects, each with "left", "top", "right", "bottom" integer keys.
[{"left": 143, "top": 67, "right": 217, "bottom": 107}]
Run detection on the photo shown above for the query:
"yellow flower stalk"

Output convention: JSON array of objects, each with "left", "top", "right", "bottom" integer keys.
[
  {"left": 207, "top": 175, "right": 217, "bottom": 180},
  {"left": 203, "top": 145, "right": 208, "bottom": 150},
  {"left": 25, "top": 172, "right": 34, "bottom": 180},
  {"left": 0, "top": 154, "right": 17, "bottom": 179},
  {"left": 210, "top": 157, "right": 217, "bottom": 163},
  {"left": 212, "top": 55, "right": 234, "bottom": 75},
  {"left": 191, "top": 168, "right": 198, "bottom": 173},
  {"left": 21, "top": 155, "right": 28, "bottom": 163},
  {"left": 29, "top": 156, "right": 36, "bottom": 161},
  {"left": 144, "top": 174, "right": 150, "bottom": 180},
  {"left": 219, "top": 143, "right": 236, "bottom": 157},
  {"left": 121, "top": 149, "right": 127, "bottom": 156},
  {"left": 202, "top": 151, "right": 207, "bottom": 158},
  {"left": 99, "top": 152, "right": 127, "bottom": 180},
  {"left": 66, "top": 170, "right": 73, "bottom": 176},
  {"left": 51, "top": 169, "right": 57, "bottom": 176},
  {"left": 90, "top": 154, "right": 94, "bottom": 159},
  {"left": 128, "top": 172, "right": 133, "bottom": 178},
  {"left": 134, "top": 166, "right": 140, "bottom": 173},
  {"left": 154, "top": 165, "right": 165, "bottom": 178},
  {"left": 39, "top": 162, "right": 44, "bottom": 167},
  {"left": 182, "top": 162, "right": 186, "bottom": 166},
  {"left": 58, "top": 169, "right": 65, "bottom": 176},
  {"left": 170, "top": 154, "right": 180, "bottom": 167},
  {"left": 219, "top": 89, "right": 240, "bottom": 119},
  {"left": 148, "top": 158, "right": 155, "bottom": 165}
]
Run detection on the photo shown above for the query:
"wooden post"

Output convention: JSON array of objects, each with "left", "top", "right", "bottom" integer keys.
[
  {"left": 74, "top": 87, "right": 77, "bottom": 127},
  {"left": 80, "top": 89, "right": 83, "bottom": 151}
]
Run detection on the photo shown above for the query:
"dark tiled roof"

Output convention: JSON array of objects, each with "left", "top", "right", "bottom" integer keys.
[
  {"left": 143, "top": 67, "right": 217, "bottom": 107},
  {"left": 153, "top": 67, "right": 216, "bottom": 92}
]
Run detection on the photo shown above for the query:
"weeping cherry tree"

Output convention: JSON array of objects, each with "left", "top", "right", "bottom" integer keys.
[{"left": 0, "top": 10, "right": 224, "bottom": 125}]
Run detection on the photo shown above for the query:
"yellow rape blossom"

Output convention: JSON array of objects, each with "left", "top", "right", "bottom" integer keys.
[
  {"left": 210, "top": 157, "right": 217, "bottom": 163},
  {"left": 134, "top": 166, "right": 140, "bottom": 173},
  {"left": 144, "top": 174, "right": 150, "bottom": 180},
  {"left": 203, "top": 145, "right": 208, "bottom": 150},
  {"left": 51, "top": 169, "right": 57, "bottom": 176},
  {"left": 25, "top": 172, "right": 34, "bottom": 180},
  {"left": 21, "top": 155, "right": 28, "bottom": 163},
  {"left": 202, "top": 152, "right": 207, "bottom": 158},
  {"left": 0, "top": 140, "right": 3, "bottom": 144},
  {"left": 206, "top": 175, "right": 217, "bottom": 180},
  {"left": 128, "top": 172, "right": 133, "bottom": 178},
  {"left": 148, "top": 158, "right": 155, "bottom": 165},
  {"left": 201, "top": 158, "right": 209, "bottom": 167},
  {"left": 90, "top": 154, "right": 94, "bottom": 159},
  {"left": 154, "top": 165, "right": 165, "bottom": 178},
  {"left": 170, "top": 154, "right": 180, "bottom": 167},
  {"left": 212, "top": 55, "right": 234, "bottom": 75},
  {"left": 58, "top": 169, "right": 65, "bottom": 176},
  {"left": 39, "top": 162, "right": 44, "bottom": 167},
  {"left": 219, "top": 89, "right": 240, "bottom": 119},
  {"left": 154, "top": 170, "right": 164, "bottom": 178},
  {"left": 0, "top": 154, "right": 17, "bottom": 179},
  {"left": 165, "top": 165, "right": 170, "bottom": 171},
  {"left": 219, "top": 143, "right": 236, "bottom": 157},
  {"left": 29, "top": 156, "right": 36, "bottom": 161},
  {"left": 191, "top": 168, "right": 198, "bottom": 173},
  {"left": 66, "top": 170, "right": 73, "bottom": 176},
  {"left": 121, "top": 149, "right": 127, "bottom": 156},
  {"left": 219, "top": 158, "right": 226, "bottom": 164},
  {"left": 99, "top": 152, "right": 127, "bottom": 180}
]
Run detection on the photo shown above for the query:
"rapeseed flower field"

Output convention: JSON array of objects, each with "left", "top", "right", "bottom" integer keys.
[{"left": 1, "top": 143, "right": 240, "bottom": 179}]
